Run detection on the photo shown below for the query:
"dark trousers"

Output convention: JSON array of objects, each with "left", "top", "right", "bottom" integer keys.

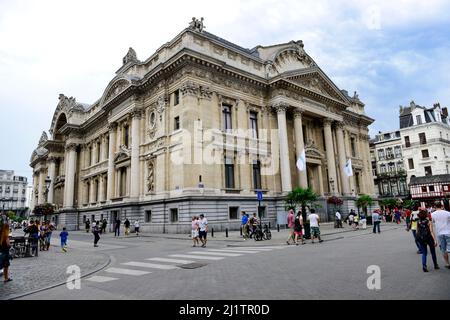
[
  {"left": 115, "top": 227, "right": 120, "bottom": 237},
  {"left": 373, "top": 221, "right": 381, "bottom": 233},
  {"left": 419, "top": 239, "right": 438, "bottom": 267},
  {"left": 94, "top": 233, "right": 100, "bottom": 245},
  {"left": 411, "top": 230, "right": 422, "bottom": 252}
]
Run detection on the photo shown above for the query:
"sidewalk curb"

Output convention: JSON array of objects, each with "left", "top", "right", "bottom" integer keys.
[{"left": 7, "top": 250, "right": 112, "bottom": 300}]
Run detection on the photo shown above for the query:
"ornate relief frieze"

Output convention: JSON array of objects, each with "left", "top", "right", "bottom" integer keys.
[{"left": 273, "top": 102, "right": 289, "bottom": 113}]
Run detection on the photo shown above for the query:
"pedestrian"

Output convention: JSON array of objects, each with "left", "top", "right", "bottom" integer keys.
[
  {"left": 114, "top": 218, "right": 121, "bottom": 237},
  {"left": 45, "top": 221, "right": 55, "bottom": 251},
  {"left": 249, "top": 213, "right": 258, "bottom": 239},
  {"left": 431, "top": 202, "right": 450, "bottom": 269},
  {"left": 134, "top": 219, "right": 140, "bottom": 236},
  {"left": 102, "top": 219, "right": 107, "bottom": 234},
  {"left": 335, "top": 210, "right": 342, "bottom": 228},
  {"left": 405, "top": 208, "right": 412, "bottom": 231},
  {"left": 0, "top": 223, "right": 12, "bottom": 283},
  {"left": 372, "top": 209, "right": 381, "bottom": 234},
  {"left": 191, "top": 216, "right": 199, "bottom": 247},
  {"left": 353, "top": 214, "right": 359, "bottom": 230},
  {"left": 286, "top": 209, "right": 295, "bottom": 245},
  {"left": 395, "top": 209, "right": 401, "bottom": 224},
  {"left": 360, "top": 212, "right": 367, "bottom": 230},
  {"left": 39, "top": 222, "right": 47, "bottom": 251},
  {"left": 416, "top": 208, "right": 439, "bottom": 272},
  {"left": 294, "top": 211, "right": 305, "bottom": 245},
  {"left": 124, "top": 219, "right": 131, "bottom": 236},
  {"left": 85, "top": 219, "right": 90, "bottom": 233},
  {"left": 308, "top": 209, "right": 323, "bottom": 244},
  {"left": 241, "top": 211, "right": 249, "bottom": 240},
  {"left": 198, "top": 214, "right": 208, "bottom": 248},
  {"left": 409, "top": 205, "right": 423, "bottom": 254},
  {"left": 59, "top": 227, "right": 69, "bottom": 252},
  {"left": 93, "top": 223, "right": 100, "bottom": 247}
]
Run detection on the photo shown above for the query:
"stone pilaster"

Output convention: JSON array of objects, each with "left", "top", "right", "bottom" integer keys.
[
  {"left": 63, "top": 143, "right": 77, "bottom": 208},
  {"left": 323, "top": 118, "right": 338, "bottom": 195},
  {"left": 294, "top": 109, "right": 307, "bottom": 188},
  {"left": 130, "top": 109, "right": 142, "bottom": 198},
  {"left": 107, "top": 122, "right": 117, "bottom": 200},
  {"left": 47, "top": 157, "right": 57, "bottom": 204},
  {"left": 335, "top": 122, "right": 350, "bottom": 195},
  {"left": 37, "top": 169, "right": 45, "bottom": 205},
  {"left": 274, "top": 102, "right": 292, "bottom": 192}
]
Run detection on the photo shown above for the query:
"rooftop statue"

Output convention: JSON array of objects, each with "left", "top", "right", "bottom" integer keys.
[{"left": 189, "top": 17, "right": 205, "bottom": 33}]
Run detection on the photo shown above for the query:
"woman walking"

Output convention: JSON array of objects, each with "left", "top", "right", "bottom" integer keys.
[
  {"left": 294, "top": 211, "right": 305, "bottom": 245},
  {"left": 0, "top": 223, "right": 12, "bottom": 283},
  {"left": 93, "top": 222, "right": 100, "bottom": 247},
  {"left": 416, "top": 209, "right": 439, "bottom": 272},
  {"left": 191, "top": 216, "right": 199, "bottom": 247}
]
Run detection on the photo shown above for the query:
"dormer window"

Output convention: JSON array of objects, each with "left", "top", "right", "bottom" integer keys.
[{"left": 416, "top": 115, "right": 422, "bottom": 125}]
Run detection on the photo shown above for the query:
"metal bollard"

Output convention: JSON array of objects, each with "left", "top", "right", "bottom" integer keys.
[
  {"left": 269, "top": 222, "right": 271, "bottom": 229},
  {"left": 211, "top": 228, "right": 214, "bottom": 238},
  {"left": 240, "top": 226, "right": 242, "bottom": 236},
  {"left": 277, "top": 224, "right": 280, "bottom": 232},
  {"left": 225, "top": 228, "right": 228, "bottom": 238}
]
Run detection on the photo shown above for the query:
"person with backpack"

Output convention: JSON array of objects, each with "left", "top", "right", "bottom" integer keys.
[
  {"left": 416, "top": 209, "right": 439, "bottom": 272},
  {"left": 409, "top": 204, "right": 423, "bottom": 254},
  {"left": 294, "top": 211, "right": 305, "bottom": 245}
]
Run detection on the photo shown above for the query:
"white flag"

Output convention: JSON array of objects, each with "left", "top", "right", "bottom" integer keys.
[
  {"left": 296, "top": 149, "right": 306, "bottom": 171},
  {"left": 344, "top": 158, "right": 353, "bottom": 177}
]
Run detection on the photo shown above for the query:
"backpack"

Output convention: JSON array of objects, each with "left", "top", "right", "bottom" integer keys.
[{"left": 416, "top": 220, "right": 431, "bottom": 243}]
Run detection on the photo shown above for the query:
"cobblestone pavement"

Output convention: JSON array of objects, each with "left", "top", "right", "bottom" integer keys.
[{"left": 0, "top": 245, "right": 110, "bottom": 300}]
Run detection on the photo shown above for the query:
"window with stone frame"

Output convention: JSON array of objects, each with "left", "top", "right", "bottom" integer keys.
[
  {"left": 386, "top": 148, "right": 393, "bottom": 159},
  {"left": 123, "top": 125, "right": 129, "bottom": 148},
  {"left": 174, "top": 116, "right": 180, "bottom": 131},
  {"left": 119, "top": 167, "right": 127, "bottom": 196},
  {"left": 424, "top": 166, "right": 432, "bottom": 176},
  {"left": 252, "top": 160, "right": 262, "bottom": 190},
  {"left": 224, "top": 157, "right": 235, "bottom": 189},
  {"left": 228, "top": 206, "right": 239, "bottom": 220},
  {"left": 249, "top": 111, "right": 258, "bottom": 139},
  {"left": 377, "top": 149, "right": 385, "bottom": 160},
  {"left": 404, "top": 136, "right": 410, "bottom": 148},
  {"left": 174, "top": 89, "right": 180, "bottom": 106},
  {"left": 419, "top": 132, "right": 427, "bottom": 145},
  {"left": 421, "top": 149, "right": 429, "bottom": 158},
  {"left": 394, "top": 146, "right": 402, "bottom": 158},
  {"left": 408, "top": 158, "right": 414, "bottom": 170},
  {"left": 350, "top": 137, "right": 356, "bottom": 157},
  {"left": 222, "top": 104, "right": 232, "bottom": 131},
  {"left": 170, "top": 208, "right": 178, "bottom": 223},
  {"left": 145, "top": 210, "right": 152, "bottom": 223}
]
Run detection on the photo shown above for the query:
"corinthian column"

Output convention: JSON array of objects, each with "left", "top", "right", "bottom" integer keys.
[
  {"left": 37, "top": 169, "right": 45, "bottom": 205},
  {"left": 63, "top": 143, "right": 77, "bottom": 208},
  {"left": 323, "top": 118, "right": 338, "bottom": 195},
  {"left": 47, "top": 157, "right": 57, "bottom": 204},
  {"left": 335, "top": 122, "right": 350, "bottom": 195},
  {"left": 294, "top": 109, "right": 308, "bottom": 188},
  {"left": 275, "top": 103, "right": 292, "bottom": 192},
  {"left": 107, "top": 123, "right": 117, "bottom": 200},
  {"left": 130, "top": 109, "right": 142, "bottom": 198}
]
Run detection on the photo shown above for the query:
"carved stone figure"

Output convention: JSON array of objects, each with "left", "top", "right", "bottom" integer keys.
[
  {"left": 123, "top": 47, "right": 138, "bottom": 65},
  {"left": 147, "top": 160, "right": 155, "bottom": 192},
  {"left": 188, "top": 17, "right": 205, "bottom": 32}
]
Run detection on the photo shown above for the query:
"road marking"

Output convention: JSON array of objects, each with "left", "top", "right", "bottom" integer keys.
[
  {"left": 122, "top": 261, "right": 179, "bottom": 270},
  {"left": 242, "top": 246, "right": 287, "bottom": 249},
  {"left": 147, "top": 257, "right": 195, "bottom": 264},
  {"left": 231, "top": 247, "right": 273, "bottom": 251},
  {"left": 205, "top": 249, "right": 259, "bottom": 254},
  {"left": 105, "top": 267, "right": 151, "bottom": 276},
  {"left": 188, "top": 251, "right": 242, "bottom": 257},
  {"left": 169, "top": 254, "right": 224, "bottom": 260},
  {"left": 86, "top": 276, "right": 118, "bottom": 283}
]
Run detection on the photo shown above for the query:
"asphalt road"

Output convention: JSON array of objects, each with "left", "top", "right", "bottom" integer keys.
[{"left": 15, "top": 225, "right": 450, "bottom": 300}]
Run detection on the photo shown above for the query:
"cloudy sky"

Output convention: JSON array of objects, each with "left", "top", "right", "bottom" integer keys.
[{"left": 1, "top": 0, "right": 450, "bottom": 184}]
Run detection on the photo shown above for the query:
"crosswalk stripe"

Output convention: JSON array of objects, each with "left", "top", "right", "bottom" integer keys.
[
  {"left": 205, "top": 249, "right": 259, "bottom": 254},
  {"left": 86, "top": 276, "right": 118, "bottom": 283},
  {"left": 169, "top": 254, "right": 224, "bottom": 260},
  {"left": 230, "top": 247, "right": 273, "bottom": 251},
  {"left": 105, "top": 267, "right": 151, "bottom": 276},
  {"left": 147, "top": 257, "right": 195, "bottom": 264},
  {"left": 122, "top": 261, "right": 179, "bottom": 270},
  {"left": 188, "top": 251, "right": 242, "bottom": 257}
]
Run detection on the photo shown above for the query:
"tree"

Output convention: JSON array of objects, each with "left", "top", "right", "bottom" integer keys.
[
  {"left": 402, "top": 199, "right": 417, "bottom": 210},
  {"left": 32, "top": 203, "right": 55, "bottom": 217},
  {"left": 356, "top": 194, "right": 374, "bottom": 215}
]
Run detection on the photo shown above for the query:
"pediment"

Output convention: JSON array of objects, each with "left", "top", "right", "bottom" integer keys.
[
  {"left": 114, "top": 145, "right": 131, "bottom": 163},
  {"left": 100, "top": 75, "right": 141, "bottom": 107},
  {"left": 286, "top": 73, "right": 348, "bottom": 103},
  {"left": 305, "top": 140, "right": 324, "bottom": 158}
]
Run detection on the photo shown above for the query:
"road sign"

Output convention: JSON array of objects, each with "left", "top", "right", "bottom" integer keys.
[{"left": 257, "top": 191, "right": 263, "bottom": 201}]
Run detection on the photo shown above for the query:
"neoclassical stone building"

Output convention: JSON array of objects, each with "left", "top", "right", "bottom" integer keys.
[{"left": 30, "top": 19, "right": 375, "bottom": 231}]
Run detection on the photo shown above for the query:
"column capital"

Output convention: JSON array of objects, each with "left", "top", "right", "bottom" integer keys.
[
  {"left": 65, "top": 143, "right": 78, "bottom": 152},
  {"left": 335, "top": 120, "right": 345, "bottom": 129},
  {"left": 273, "top": 102, "right": 289, "bottom": 113},
  {"left": 323, "top": 117, "right": 334, "bottom": 126},
  {"left": 107, "top": 122, "right": 118, "bottom": 132},
  {"left": 47, "top": 156, "right": 58, "bottom": 163},
  {"left": 130, "top": 108, "right": 143, "bottom": 119},
  {"left": 293, "top": 108, "right": 305, "bottom": 118}
]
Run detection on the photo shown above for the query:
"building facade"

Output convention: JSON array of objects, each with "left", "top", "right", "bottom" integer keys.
[
  {"left": 400, "top": 101, "right": 450, "bottom": 183},
  {"left": 30, "top": 19, "right": 375, "bottom": 232},
  {"left": 370, "top": 130, "right": 408, "bottom": 199},
  {"left": 0, "top": 170, "right": 28, "bottom": 217},
  {"left": 410, "top": 174, "right": 450, "bottom": 208}
]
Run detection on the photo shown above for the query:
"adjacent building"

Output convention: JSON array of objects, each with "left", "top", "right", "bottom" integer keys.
[
  {"left": 0, "top": 170, "right": 28, "bottom": 217},
  {"left": 30, "top": 18, "right": 375, "bottom": 232},
  {"left": 410, "top": 174, "right": 450, "bottom": 207}
]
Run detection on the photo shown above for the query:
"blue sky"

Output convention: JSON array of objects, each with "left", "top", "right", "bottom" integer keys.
[{"left": 1, "top": 0, "right": 450, "bottom": 184}]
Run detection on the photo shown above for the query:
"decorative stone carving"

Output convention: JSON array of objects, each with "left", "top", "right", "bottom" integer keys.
[
  {"left": 156, "top": 96, "right": 166, "bottom": 115},
  {"left": 123, "top": 47, "right": 138, "bottom": 65},
  {"left": 305, "top": 139, "right": 324, "bottom": 158},
  {"left": 65, "top": 143, "right": 77, "bottom": 151},
  {"left": 188, "top": 17, "right": 205, "bottom": 33},
  {"left": 180, "top": 81, "right": 198, "bottom": 97},
  {"left": 130, "top": 108, "right": 143, "bottom": 119},
  {"left": 273, "top": 102, "right": 288, "bottom": 113},
  {"left": 147, "top": 159, "right": 155, "bottom": 192},
  {"left": 107, "top": 122, "right": 118, "bottom": 132},
  {"left": 293, "top": 108, "right": 304, "bottom": 118},
  {"left": 323, "top": 118, "right": 333, "bottom": 126},
  {"left": 38, "top": 131, "right": 48, "bottom": 146},
  {"left": 105, "top": 79, "right": 130, "bottom": 102}
]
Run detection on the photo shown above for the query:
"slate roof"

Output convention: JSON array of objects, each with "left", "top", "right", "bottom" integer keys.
[{"left": 410, "top": 174, "right": 450, "bottom": 185}]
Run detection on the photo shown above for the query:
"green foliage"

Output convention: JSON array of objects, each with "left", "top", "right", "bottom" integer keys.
[
  {"left": 356, "top": 194, "right": 374, "bottom": 214},
  {"left": 286, "top": 187, "right": 319, "bottom": 211},
  {"left": 32, "top": 203, "right": 55, "bottom": 216},
  {"left": 402, "top": 199, "right": 417, "bottom": 210}
]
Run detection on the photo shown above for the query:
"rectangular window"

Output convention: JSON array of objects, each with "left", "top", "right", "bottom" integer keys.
[
  {"left": 444, "top": 185, "right": 449, "bottom": 191},
  {"left": 416, "top": 115, "right": 422, "bottom": 125},
  {"left": 419, "top": 133, "right": 427, "bottom": 145},
  {"left": 422, "top": 149, "right": 429, "bottom": 158},
  {"left": 229, "top": 206, "right": 239, "bottom": 220},
  {"left": 222, "top": 105, "right": 232, "bottom": 131},
  {"left": 120, "top": 167, "right": 127, "bottom": 196},
  {"left": 145, "top": 210, "right": 152, "bottom": 223},
  {"left": 405, "top": 136, "right": 410, "bottom": 147},
  {"left": 174, "top": 90, "right": 180, "bottom": 106},
  {"left": 97, "top": 142, "right": 101, "bottom": 163},
  {"left": 224, "top": 157, "right": 235, "bottom": 189},
  {"left": 377, "top": 149, "right": 385, "bottom": 160},
  {"left": 250, "top": 111, "right": 258, "bottom": 138},
  {"left": 170, "top": 208, "right": 178, "bottom": 223},
  {"left": 421, "top": 186, "right": 427, "bottom": 193},
  {"left": 174, "top": 116, "right": 180, "bottom": 131},
  {"left": 394, "top": 146, "right": 401, "bottom": 158},
  {"left": 123, "top": 125, "right": 129, "bottom": 148},
  {"left": 253, "top": 160, "right": 262, "bottom": 190},
  {"left": 408, "top": 158, "right": 414, "bottom": 170},
  {"left": 350, "top": 137, "right": 356, "bottom": 157},
  {"left": 258, "top": 206, "right": 267, "bottom": 219},
  {"left": 424, "top": 166, "right": 432, "bottom": 176},
  {"left": 429, "top": 185, "right": 435, "bottom": 192}
]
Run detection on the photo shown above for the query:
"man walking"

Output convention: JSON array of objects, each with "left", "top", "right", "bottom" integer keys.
[
  {"left": 92, "top": 223, "right": 100, "bottom": 247},
  {"left": 102, "top": 219, "right": 107, "bottom": 234},
  {"left": 85, "top": 219, "right": 90, "bottom": 233},
  {"left": 114, "top": 218, "right": 121, "bottom": 237},
  {"left": 241, "top": 211, "right": 249, "bottom": 240},
  {"left": 198, "top": 214, "right": 208, "bottom": 248},
  {"left": 431, "top": 202, "right": 450, "bottom": 269},
  {"left": 308, "top": 209, "right": 323, "bottom": 244},
  {"left": 134, "top": 219, "right": 140, "bottom": 236},
  {"left": 286, "top": 209, "right": 295, "bottom": 245},
  {"left": 335, "top": 210, "right": 342, "bottom": 228},
  {"left": 124, "top": 219, "right": 131, "bottom": 236},
  {"left": 372, "top": 209, "right": 381, "bottom": 234}
]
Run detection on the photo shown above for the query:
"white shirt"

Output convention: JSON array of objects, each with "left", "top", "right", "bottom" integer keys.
[
  {"left": 335, "top": 212, "right": 341, "bottom": 220},
  {"left": 308, "top": 214, "right": 319, "bottom": 227},
  {"left": 199, "top": 218, "right": 208, "bottom": 231},
  {"left": 431, "top": 210, "right": 450, "bottom": 236},
  {"left": 134, "top": 221, "right": 140, "bottom": 228}
]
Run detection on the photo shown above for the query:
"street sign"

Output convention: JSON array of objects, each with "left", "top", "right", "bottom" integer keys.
[{"left": 257, "top": 191, "right": 263, "bottom": 201}]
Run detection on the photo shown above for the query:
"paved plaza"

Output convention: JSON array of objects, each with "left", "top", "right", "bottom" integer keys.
[{"left": 1, "top": 222, "right": 449, "bottom": 300}]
